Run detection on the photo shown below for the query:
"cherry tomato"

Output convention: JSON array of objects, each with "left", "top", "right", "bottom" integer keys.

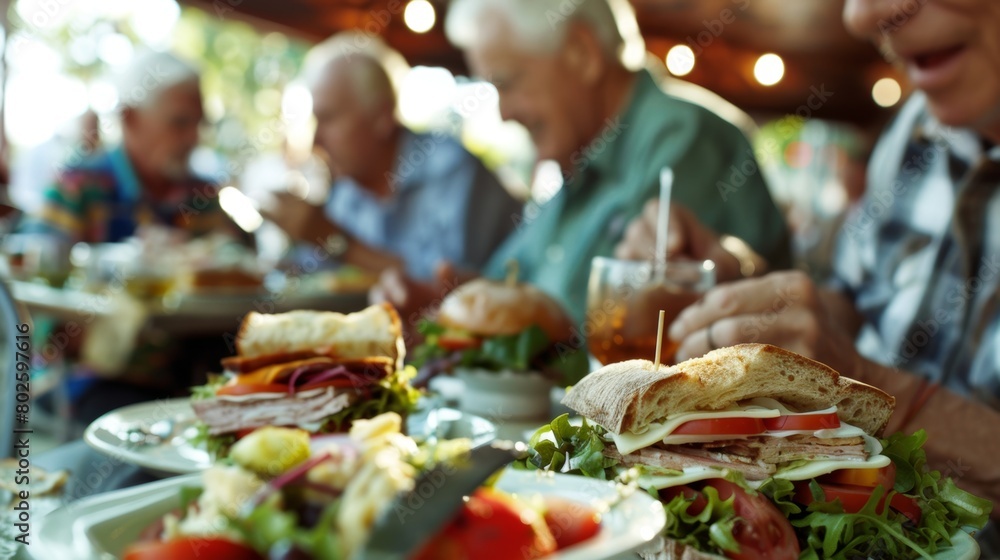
[
  {"left": 541, "top": 496, "right": 601, "bottom": 550},
  {"left": 412, "top": 488, "right": 556, "bottom": 560},
  {"left": 672, "top": 417, "right": 767, "bottom": 436},
  {"left": 763, "top": 412, "right": 841, "bottom": 431},
  {"left": 123, "top": 538, "right": 262, "bottom": 560},
  {"left": 819, "top": 463, "right": 896, "bottom": 489},
  {"left": 792, "top": 480, "right": 922, "bottom": 525},
  {"left": 700, "top": 479, "right": 800, "bottom": 560}
]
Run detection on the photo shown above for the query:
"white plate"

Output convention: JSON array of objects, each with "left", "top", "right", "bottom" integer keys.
[
  {"left": 25, "top": 468, "right": 665, "bottom": 560},
  {"left": 22, "top": 469, "right": 983, "bottom": 560},
  {"left": 83, "top": 398, "right": 497, "bottom": 476}
]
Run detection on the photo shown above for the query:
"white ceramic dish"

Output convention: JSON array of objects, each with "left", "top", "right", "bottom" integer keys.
[
  {"left": 83, "top": 398, "right": 496, "bottom": 476},
  {"left": 25, "top": 468, "right": 666, "bottom": 560}
]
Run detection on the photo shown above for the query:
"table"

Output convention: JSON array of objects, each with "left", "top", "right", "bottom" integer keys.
[{"left": 11, "top": 280, "right": 370, "bottom": 335}]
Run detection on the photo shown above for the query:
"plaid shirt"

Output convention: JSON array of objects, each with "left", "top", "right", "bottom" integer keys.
[{"left": 832, "top": 93, "right": 1000, "bottom": 410}]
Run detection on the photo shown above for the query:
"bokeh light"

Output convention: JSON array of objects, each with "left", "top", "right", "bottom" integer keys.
[
  {"left": 404, "top": 0, "right": 436, "bottom": 34},
  {"left": 872, "top": 77, "right": 902, "bottom": 107},
  {"left": 665, "top": 45, "right": 695, "bottom": 77},
  {"left": 754, "top": 53, "right": 785, "bottom": 86}
]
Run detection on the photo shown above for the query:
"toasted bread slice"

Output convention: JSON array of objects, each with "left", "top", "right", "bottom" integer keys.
[
  {"left": 562, "top": 344, "right": 894, "bottom": 436},
  {"left": 235, "top": 303, "right": 404, "bottom": 370}
]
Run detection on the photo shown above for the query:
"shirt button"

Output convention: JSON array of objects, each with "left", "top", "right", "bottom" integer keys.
[{"left": 546, "top": 244, "right": 564, "bottom": 263}]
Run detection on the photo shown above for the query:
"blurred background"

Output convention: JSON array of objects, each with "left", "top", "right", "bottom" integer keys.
[
  {"left": 0, "top": 0, "right": 909, "bottom": 449},
  {"left": 0, "top": 0, "right": 905, "bottom": 272}
]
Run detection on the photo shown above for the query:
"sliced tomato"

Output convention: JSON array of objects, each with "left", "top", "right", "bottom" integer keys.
[
  {"left": 763, "top": 412, "right": 840, "bottom": 431},
  {"left": 234, "top": 427, "right": 257, "bottom": 439},
  {"left": 659, "top": 485, "right": 708, "bottom": 516},
  {"left": 542, "top": 496, "right": 601, "bottom": 550},
  {"left": 438, "top": 335, "right": 482, "bottom": 351},
  {"left": 412, "top": 488, "right": 556, "bottom": 560},
  {"left": 672, "top": 417, "right": 767, "bottom": 436},
  {"left": 701, "top": 479, "right": 800, "bottom": 560},
  {"left": 819, "top": 463, "right": 896, "bottom": 489},
  {"left": 215, "top": 383, "right": 287, "bottom": 396},
  {"left": 888, "top": 492, "right": 922, "bottom": 524},
  {"left": 215, "top": 379, "right": 356, "bottom": 397},
  {"left": 793, "top": 480, "right": 921, "bottom": 524},
  {"left": 123, "top": 537, "right": 262, "bottom": 560}
]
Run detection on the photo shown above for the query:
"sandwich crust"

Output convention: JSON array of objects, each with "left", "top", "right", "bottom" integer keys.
[
  {"left": 561, "top": 344, "right": 895, "bottom": 436},
  {"left": 235, "top": 303, "right": 405, "bottom": 370},
  {"left": 436, "top": 278, "right": 574, "bottom": 343}
]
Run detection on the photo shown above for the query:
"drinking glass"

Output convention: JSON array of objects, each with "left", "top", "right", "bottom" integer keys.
[{"left": 586, "top": 257, "right": 715, "bottom": 366}]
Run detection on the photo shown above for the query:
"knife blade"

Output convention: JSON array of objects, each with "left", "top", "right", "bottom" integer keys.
[{"left": 356, "top": 440, "right": 525, "bottom": 559}]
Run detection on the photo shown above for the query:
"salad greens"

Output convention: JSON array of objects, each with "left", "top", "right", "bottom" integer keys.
[
  {"left": 411, "top": 320, "right": 589, "bottom": 386},
  {"left": 520, "top": 416, "right": 992, "bottom": 560},
  {"left": 517, "top": 414, "right": 743, "bottom": 556},
  {"left": 758, "top": 430, "right": 991, "bottom": 560},
  {"left": 188, "top": 366, "right": 422, "bottom": 459},
  {"left": 660, "top": 483, "right": 742, "bottom": 555}
]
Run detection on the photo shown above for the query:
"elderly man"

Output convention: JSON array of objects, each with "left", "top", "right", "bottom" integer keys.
[
  {"left": 24, "top": 52, "right": 227, "bottom": 243},
  {"left": 19, "top": 52, "right": 236, "bottom": 422},
  {"left": 619, "top": 0, "right": 1000, "bottom": 538},
  {"left": 375, "top": 0, "right": 789, "bottom": 326},
  {"left": 266, "top": 34, "right": 521, "bottom": 281}
]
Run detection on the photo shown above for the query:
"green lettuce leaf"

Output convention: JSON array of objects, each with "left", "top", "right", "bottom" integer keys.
[
  {"left": 410, "top": 321, "right": 589, "bottom": 385},
  {"left": 515, "top": 413, "right": 617, "bottom": 479},
  {"left": 662, "top": 484, "right": 742, "bottom": 555}
]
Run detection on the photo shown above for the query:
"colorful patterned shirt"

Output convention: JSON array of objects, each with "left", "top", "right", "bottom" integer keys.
[{"left": 24, "top": 145, "right": 227, "bottom": 244}]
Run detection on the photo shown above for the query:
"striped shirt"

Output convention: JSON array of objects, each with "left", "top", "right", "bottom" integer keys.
[
  {"left": 832, "top": 93, "right": 1000, "bottom": 409},
  {"left": 24, "top": 145, "right": 227, "bottom": 244}
]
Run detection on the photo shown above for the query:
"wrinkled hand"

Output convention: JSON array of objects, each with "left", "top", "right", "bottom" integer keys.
[
  {"left": 667, "top": 271, "right": 862, "bottom": 374},
  {"left": 262, "top": 192, "right": 336, "bottom": 243},
  {"left": 615, "top": 199, "right": 745, "bottom": 282},
  {"left": 369, "top": 261, "right": 473, "bottom": 346}
]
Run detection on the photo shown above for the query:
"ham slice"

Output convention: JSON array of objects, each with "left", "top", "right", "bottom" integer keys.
[
  {"left": 605, "top": 435, "right": 869, "bottom": 481},
  {"left": 690, "top": 435, "right": 867, "bottom": 465},
  {"left": 604, "top": 443, "right": 777, "bottom": 480},
  {"left": 192, "top": 387, "right": 355, "bottom": 435}
]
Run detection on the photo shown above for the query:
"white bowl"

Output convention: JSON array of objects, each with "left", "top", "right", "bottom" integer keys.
[{"left": 455, "top": 367, "right": 554, "bottom": 422}]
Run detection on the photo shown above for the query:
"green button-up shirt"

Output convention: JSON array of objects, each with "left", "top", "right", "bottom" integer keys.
[{"left": 484, "top": 70, "right": 790, "bottom": 323}]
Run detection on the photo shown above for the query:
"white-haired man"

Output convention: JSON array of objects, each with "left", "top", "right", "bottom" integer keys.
[
  {"left": 375, "top": 0, "right": 789, "bottom": 326},
  {"left": 266, "top": 33, "right": 522, "bottom": 281},
  {"left": 25, "top": 51, "right": 228, "bottom": 243}
]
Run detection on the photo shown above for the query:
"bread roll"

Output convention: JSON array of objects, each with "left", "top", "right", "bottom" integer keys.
[
  {"left": 437, "top": 278, "right": 574, "bottom": 343},
  {"left": 562, "top": 344, "right": 894, "bottom": 436}
]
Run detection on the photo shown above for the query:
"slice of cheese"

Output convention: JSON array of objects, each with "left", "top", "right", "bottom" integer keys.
[
  {"left": 637, "top": 466, "right": 729, "bottom": 490},
  {"left": 611, "top": 406, "right": 780, "bottom": 455}
]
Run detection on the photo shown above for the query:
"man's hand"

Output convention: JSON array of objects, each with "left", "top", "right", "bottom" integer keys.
[
  {"left": 615, "top": 199, "right": 761, "bottom": 282},
  {"left": 666, "top": 271, "right": 863, "bottom": 375},
  {"left": 262, "top": 192, "right": 338, "bottom": 242}
]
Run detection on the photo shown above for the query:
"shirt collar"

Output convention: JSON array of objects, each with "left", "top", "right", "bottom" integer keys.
[
  {"left": 108, "top": 144, "right": 143, "bottom": 202},
  {"left": 914, "top": 96, "right": 1000, "bottom": 164}
]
